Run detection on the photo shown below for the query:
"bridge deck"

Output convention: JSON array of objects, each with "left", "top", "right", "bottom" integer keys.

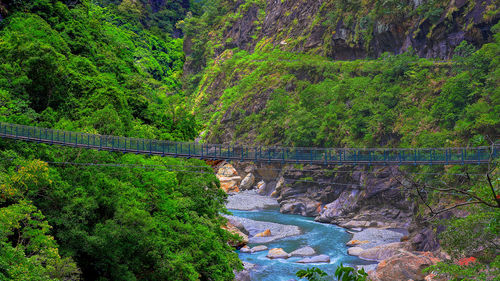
[{"left": 0, "top": 122, "right": 497, "bottom": 166}]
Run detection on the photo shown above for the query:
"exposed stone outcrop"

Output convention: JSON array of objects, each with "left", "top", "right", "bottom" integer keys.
[
  {"left": 210, "top": 0, "right": 499, "bottom": 61},
  {"left": 315, "top": 166, "right": 414, "bottom": 229}
]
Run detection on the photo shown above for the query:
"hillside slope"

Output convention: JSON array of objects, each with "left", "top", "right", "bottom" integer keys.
[{"left": 183, "top": 0, "right": 499, "bottom": 148}]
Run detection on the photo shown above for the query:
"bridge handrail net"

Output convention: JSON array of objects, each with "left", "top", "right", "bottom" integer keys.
[{"left": 0, "top": 122, "right": 497, "bottom": 165}]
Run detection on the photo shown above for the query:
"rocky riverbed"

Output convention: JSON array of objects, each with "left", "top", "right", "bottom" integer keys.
[{"left": 217, "top": 162, "right": 444, "bottom": 281}]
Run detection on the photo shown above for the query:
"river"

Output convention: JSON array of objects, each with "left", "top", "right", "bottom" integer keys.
[{"left": 230, "top": 208, "right": 373, "bottom": 280}]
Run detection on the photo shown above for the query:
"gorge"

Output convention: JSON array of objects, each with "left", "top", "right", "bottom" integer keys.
[{"left": 0, "top": 0, "right": 498, "bottom": 280}]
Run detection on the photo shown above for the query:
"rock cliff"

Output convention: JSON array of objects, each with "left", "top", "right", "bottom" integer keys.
[{"left": 192, "top": 0, "right": 499, "bottom": 63}]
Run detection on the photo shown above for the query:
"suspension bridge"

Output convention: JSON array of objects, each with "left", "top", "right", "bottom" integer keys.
[{"left": 0, "top": 122, "right": 497, "bottom": 166}]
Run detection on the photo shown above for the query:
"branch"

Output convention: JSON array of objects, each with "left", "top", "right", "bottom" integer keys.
[
  {"left": 487, "top": 173, "right": 500, "bottom": 208},
  {"left": 427, "top": 201, "right": 486, "bottom": 220},
  {"left": 418, "top": 181, "right": 499, "bottom": 209}
]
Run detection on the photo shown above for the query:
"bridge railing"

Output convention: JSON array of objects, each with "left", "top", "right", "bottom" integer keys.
[{"left": 0, "top": 122, "right": 497, "bottom": 165}]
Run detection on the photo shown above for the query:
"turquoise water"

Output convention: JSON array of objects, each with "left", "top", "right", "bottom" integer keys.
[{"left": 230, "top": 209, "right": 372, "bottom": 281}]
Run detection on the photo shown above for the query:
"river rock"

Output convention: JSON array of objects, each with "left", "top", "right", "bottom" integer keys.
[
  {"left": 296, "top": 254, "right": 330, "bottom": 263},
  {"left": 371, "top": 251, "right": 441, "bottom": 281},
  {"left": 255, "top": 229, "right": 271, "bottom": 237},
  {"left": 347, "top": 247, "right": 364, "bottom": 256},
  {"left": 346, "top": 239, "right": 370, "bottom": 246},
  {"left": 358, "top": 242, "right": 412, "bottom": 261},
  {"left": 289, "top": 246, "right": 316, "bottom": 257},
  {"left": 256, "top": 180, "right": 267, "bottom": 195},
  {"left": 251, "top": 245, "right": 268, "bottom": 252},
  {"left": 266, "top": 248, "right": 290, "bottom": 259},
  {"left": 240, "top": 173, "right": 255, "bottom": 190},
  {"left": 240, "top": 246, "right": 251, "bottom": 253}
]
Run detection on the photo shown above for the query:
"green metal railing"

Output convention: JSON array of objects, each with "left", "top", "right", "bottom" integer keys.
[{"left": 0, "top": 122, "right": 497, "bottom": 165}]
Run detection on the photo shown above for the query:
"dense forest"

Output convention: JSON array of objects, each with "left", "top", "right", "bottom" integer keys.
[
  {"left": 0, "top": 1, "right": 241, "bottom": 280},
  {"left": 0, "top": 0, "right": 498, "bottom": 280}
]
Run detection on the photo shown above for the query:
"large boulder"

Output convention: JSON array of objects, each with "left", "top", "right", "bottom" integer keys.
[
  {"left": 266, "top": 248, "right": 290, "bottom": 259},
  {"left": 371, "top": 251, "right": 441, "bottom": 281},
  {"left": 216, "top": 163, "right": 241, "bottom": 193},
  {"left": 217, "top": 175, "right": 241, "bottom": 193},
  {"left": 289, "top": 246, "right": 316, "bottom": 257},
  {"left": 240, "top": 173, "right": 255, "bottom": 190},
  {"left": 296, "top": 255, "right": 330, "bottom": 263}
]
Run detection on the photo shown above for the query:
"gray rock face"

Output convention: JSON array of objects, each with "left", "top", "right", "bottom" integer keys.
[
  {"left": 210, "top": 0, "right": 498, "bottom": 61},
  {"left": 289, "top": 246, "right": 316, "bottom": 257},
  {"left": 277, "top": 165, "right": 347, "bottom": 217},
  {"left": 314, "top": 166, "right": 414, "bottom": 229},
  {"left": 296, "top": 255, "right": 330, "bottom": 263}
]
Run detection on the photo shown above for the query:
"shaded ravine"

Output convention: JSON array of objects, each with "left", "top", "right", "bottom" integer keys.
[{"left": 230, "top": 208, "right": 374, "bottom": 281}]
